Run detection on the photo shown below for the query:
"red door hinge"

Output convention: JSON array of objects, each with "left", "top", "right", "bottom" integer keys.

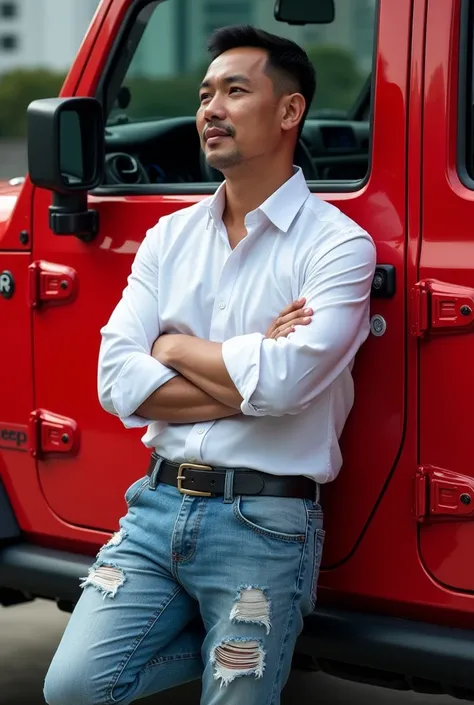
[
  {"left": 414, "top": 466, "right": 474, "bottom": 523},
  {"left": 28, "top": 260, "right": 78, "bottom": 309},
  {"left": 29, "top": 409, "right": 80, "bottom": 459},
  {"left": 411, "top": 279, "right": 474, "bottom": 337}
]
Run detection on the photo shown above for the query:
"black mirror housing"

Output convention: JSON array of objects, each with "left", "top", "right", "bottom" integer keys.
[
  {"left": 27, "top": 97, "right": 104, "bottom": 193},
  {"left": 274, "top": 0, "right": 335, "bottom": 25}
]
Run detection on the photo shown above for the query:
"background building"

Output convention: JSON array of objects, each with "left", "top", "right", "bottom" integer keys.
[
  {"left": 0, "top": 0, "right": 99, "bottom": 75},
  {"left": 0, "top": 0, "right": 376, "bottom": 78},
  {"left": 132, "top": 0, "right": 376, "bottom": 78}
]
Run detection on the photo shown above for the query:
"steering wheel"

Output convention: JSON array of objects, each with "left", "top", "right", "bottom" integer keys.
[{"left": 200, "top": 138, "right": 319, "bottom": 182}]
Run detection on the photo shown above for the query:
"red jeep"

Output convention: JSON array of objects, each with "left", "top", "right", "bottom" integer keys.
[{"left": 1, "top": 0, "right": 474, "bottom": 698}]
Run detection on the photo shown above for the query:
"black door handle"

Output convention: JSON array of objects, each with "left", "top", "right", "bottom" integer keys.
[{"left": 371, "top": 265, "right": 395, "bottom": 298}]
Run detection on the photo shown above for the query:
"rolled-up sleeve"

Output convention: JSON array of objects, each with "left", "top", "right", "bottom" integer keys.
[
  {"left": 222, "top": 233, "right": 376, "bottom": 417},
  {"left": 98, "top": 221, "right": 178, "bottom": 428}
]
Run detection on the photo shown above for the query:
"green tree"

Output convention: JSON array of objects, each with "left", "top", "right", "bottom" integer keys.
[
  {"left": 116, "top": 72, "right": 202, "bottom": 122},
  {"left": 0, "top": 48, "right": 365, "bottom": 138},
  {"left": 0, "top": 68, "right": 66, "bottom": 138},
  {"left": 306, "top": 45, "right": 365, "bottom": 114}
]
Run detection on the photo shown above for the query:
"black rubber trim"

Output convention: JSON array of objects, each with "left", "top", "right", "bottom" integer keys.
[
  {"left": 298, "top": 607, "right": 474, "bottom": 690},
  {"left": 0, "top": 544, "right": 90, "bottom": 603},
  {"left": 91, "top": 178, "right": 367, "bottom": 197},
  {"left": 0, "top": 478, "right": 20, "bottom": 542},
  {"left": 457, "top": 0, "right": 474, "bottom": 188},
  {"left": 97, "top": 0, "right": 160, "bottom": 117}
]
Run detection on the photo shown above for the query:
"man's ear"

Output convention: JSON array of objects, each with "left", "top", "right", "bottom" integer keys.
[{"left": 281, "top": 93, "right": 306, "bottom": 133}]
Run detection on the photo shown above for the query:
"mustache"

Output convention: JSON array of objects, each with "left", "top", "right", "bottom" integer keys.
[{"left": 203, "top": 123, "right": 235, "bottom": 139}]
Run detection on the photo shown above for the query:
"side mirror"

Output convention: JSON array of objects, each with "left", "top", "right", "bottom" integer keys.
[
  {"left": 27, "top": 97, "right": 105, "bottom": 241},
  {"left": 27, "top": 96, "right": 104, "bottom": 192},
  {"left": 274, "top": 0, "right": 335, "bottom": 24}
]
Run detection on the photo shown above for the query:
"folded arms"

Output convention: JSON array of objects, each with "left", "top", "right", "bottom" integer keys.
[{"left": 98, "top": 224, "right": 376, "bottom": 426}]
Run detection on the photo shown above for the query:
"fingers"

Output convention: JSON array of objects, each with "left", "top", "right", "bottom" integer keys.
[
  {"left": 264, "top": 298, "right": 313, "bottom": 339},
  {"left": 277, "top": 297, "right": 306, "bottom": 318},
  {"left": 274, "top": 306, "right": 313, "bottom": 330},
  {"left": 271, "top": 315, "right": 312, "bottom": 339},
  {"left": 272, "top": 325, "right": 295, "bottom": 339}
]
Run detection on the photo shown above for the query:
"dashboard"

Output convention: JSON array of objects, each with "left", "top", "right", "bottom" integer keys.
[{"left": 103, "top": 115, "right": 370, "bottom": 186}]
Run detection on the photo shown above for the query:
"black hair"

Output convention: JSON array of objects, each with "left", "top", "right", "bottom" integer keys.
[{"left": 207, "top": 24, "right": 316, "bottom": 136}]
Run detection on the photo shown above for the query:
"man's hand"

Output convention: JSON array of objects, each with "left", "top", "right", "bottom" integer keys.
[{"left": 265, "top": 298, "right": 313, "bottom": 339}]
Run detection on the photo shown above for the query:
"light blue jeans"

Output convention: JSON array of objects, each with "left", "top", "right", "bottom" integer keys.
[{"left": 44, "top": 461, "right": 325, "bottom": 705}]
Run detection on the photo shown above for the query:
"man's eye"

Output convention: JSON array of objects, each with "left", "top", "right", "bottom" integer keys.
[
  {"left": 200, "top": 93, "right": 211, "bottom": 102},
  {"left": 230, "top": 87, "right": 245, "bottom": 94}
]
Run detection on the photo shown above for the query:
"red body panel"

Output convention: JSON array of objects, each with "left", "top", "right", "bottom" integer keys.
[
  {"left": 3, "top": 0, "right": 474, "bottom": 633},
  {"left": 417, "top": 0, "right": 474, "bottom": 593}
]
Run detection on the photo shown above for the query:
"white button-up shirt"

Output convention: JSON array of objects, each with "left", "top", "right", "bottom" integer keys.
[{"left": 98, "top": 168, "right": 376, "bottom": 483}]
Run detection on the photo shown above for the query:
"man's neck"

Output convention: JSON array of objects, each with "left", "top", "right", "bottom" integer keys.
[{"left": 222, "top": 159, "right": 294, "bottom": 239}]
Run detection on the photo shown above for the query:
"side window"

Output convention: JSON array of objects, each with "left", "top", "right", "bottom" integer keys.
[{"left": 101, "top": 0, "right": 378, "bottom": 187}]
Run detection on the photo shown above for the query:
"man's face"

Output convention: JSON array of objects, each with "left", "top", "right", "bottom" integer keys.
[{"left": 196, "top": 47, "right": 285, "bottom": 172}]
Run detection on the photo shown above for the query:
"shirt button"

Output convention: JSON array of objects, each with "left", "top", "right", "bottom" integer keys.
[
  {"left": 219, "top": 301, "right": 226, "bottom": 310},
  {"left": 190, "top": 457, "right": 196, "bottom": 463},
  {"left": 197, "top": 428, "right": 204, "bottom": 435}
]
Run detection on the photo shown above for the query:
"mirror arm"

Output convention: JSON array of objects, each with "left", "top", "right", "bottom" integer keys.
[{"left": 49, "top": 192, "right": 99, "bottom": 243}]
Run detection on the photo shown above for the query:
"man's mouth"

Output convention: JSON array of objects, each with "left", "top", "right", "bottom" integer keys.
[{"left": 205, "top": 127, "right": 232, "bottom": 144}]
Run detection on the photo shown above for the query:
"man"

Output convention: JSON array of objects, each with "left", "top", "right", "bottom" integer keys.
[{"left": 44, "top": 24, "right": 376, "bottom": 705}]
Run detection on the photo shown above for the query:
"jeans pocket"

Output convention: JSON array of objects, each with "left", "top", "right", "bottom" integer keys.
[
  {"left": 124, "top": 476, "right": 150, "bottom": 508},
  {"left": 310, "top": 528, "right": 326, "bottom": 609},
  {"left": 234, "top": 495, "right": 307, "bottom": 542}
]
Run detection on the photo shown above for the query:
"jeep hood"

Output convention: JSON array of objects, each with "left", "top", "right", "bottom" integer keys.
[{"left": 0, "top": 179, "right": 24, "bottom": 241}]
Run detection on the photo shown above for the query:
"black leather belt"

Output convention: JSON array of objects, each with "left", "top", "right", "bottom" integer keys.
[{"left": 147, "top": 453, "right": 317, "bottom": 500}]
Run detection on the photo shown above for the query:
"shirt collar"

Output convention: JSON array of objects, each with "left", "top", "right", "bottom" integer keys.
[
  {"left": 208, "top": 180, "right": 227, "bottom": 225},
  {"left": 206, "top": 166, "right": 310, "bottom": 234},
  {"left": 257, "top": 166, "right": 310, "bottom": 232}
]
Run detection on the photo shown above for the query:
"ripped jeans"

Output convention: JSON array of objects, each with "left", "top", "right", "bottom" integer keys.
[{"left": 44, "top": 464, "right": 325, "bottom": 705}]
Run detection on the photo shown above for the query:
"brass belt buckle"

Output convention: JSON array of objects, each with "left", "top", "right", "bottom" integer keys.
[{"left": 177, "top": 462, "right": 213, "bottom": 497}]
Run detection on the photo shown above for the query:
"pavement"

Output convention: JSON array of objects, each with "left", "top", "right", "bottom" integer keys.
[{"left": 0, "top": 600, "right": 457, "bottom": 705}]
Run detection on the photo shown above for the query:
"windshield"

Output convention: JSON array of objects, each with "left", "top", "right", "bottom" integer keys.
[{"left": 107, "top": 0, "right": 376, "bottom": 126}]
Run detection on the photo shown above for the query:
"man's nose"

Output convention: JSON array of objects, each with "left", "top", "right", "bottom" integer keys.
[{"left": 203, "top": 94, "right": 226, "bottom": 121}]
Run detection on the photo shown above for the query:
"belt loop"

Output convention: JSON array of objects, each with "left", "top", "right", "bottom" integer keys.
[
  {"left": 314, "top": 481, "right": 320, "bottom": 505},
  {"left": 223, "top": 470, "right": 235, "bottom": 504},
  {"left": 149, "top": 455, "right": 163, "bottom": 491}
]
